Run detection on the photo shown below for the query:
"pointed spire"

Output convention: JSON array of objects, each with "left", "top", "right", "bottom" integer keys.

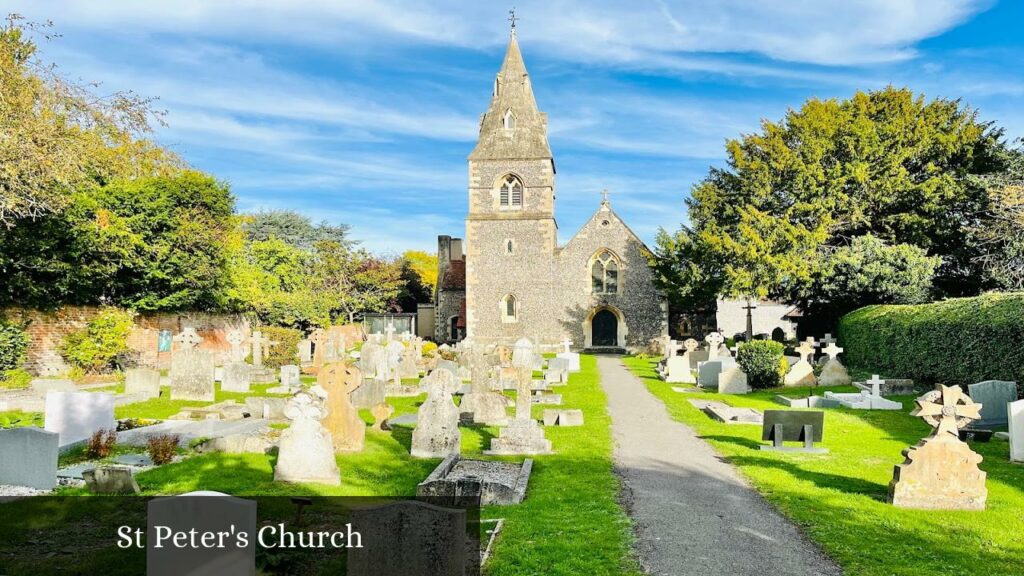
[{"left": 469, "top": 27, "right": 551, "bottom": 161}]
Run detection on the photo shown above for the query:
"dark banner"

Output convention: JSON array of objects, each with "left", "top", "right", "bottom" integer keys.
[{"left": 0, "top": 495, "right": 483, "bottom": 576}]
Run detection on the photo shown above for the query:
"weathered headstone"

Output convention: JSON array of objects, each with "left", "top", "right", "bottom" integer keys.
[
  {"left": 297, "top": 338, "right": 313, "bottom": 364},
  {"left": 783, "top": 340, "right": 817, "bottom": 387},
  {"left": 30, "top": 379, "right": 77, "bottom": 393},
  {"left": 347, "top": 501, "right": 466, "bottom": 576},
  {"left": 817, "top": 342, "right": 851, "bottom": 386},
  {"left": 705, "top": 332, "right": 724, "bottom": 361},
  {"left": 320, "top": 363, "right": 365, "bottom": 452},
  {"left": 226, "top": 329, "right": 248, "bottom": 363},
  {"left": 411, "top": 377, "right": 462, "bottom": 459},
  {"left": 718, "top": 365, "right": 750, "bottom": 394},
  {"left": 967, "top": 380, "right": 1017, "bottom": 427},
  {"left": 371, "top": 402, "right": 395, "bottom": 432},
  {"left": 275, "top": 388, "right": 341, "bottom": 485},
  {"left": 542, "top": 409, "right": 584, "bottom": 427},
  {"left": 170, "top": 329, "right": 215, "bottom": 401},
  {"left": 460, "top": 347, "right": 508, "bottom": 425},
  {"left": 664, "top": 355, "right": 692, "bottom": 383},
  {"left": 0, "top": 427, "right": 58, "bottom": 489},
  {"left": 486, "top": 366, "right": 552, "bottom": 455},
  {"left": 279, "top": 364, "right": 301, "bottom": 389},
  {"left": 221, "top": 361, "right": 251, "bottom": 393},
  {"left": 1009, "top": 399, "right": 1024, "bottom": 463},
  {"left": 83, "top": 465, "right": 140, "bottom": 494},
  {"left": 125, "top": 368, "right": 161, "bottom": 399},
  {"left": 889, "top": 385, "right": 987, "bottom": 510},
  {"left": 44, "top": 391, "right": 115, "bottom": 448},
  {"left": 147, "top": 492, "right": 257, "bottom": 576},
  {"left": 417, "top": 455, "right": 533, "bottom": 506}
]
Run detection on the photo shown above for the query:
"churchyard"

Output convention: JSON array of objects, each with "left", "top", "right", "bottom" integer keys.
[
  {"left": 0, "top": 329, "right": 642, "bottom": 575},
  {"left": 625, "top": 341, "right": 1024, "bottom": 576}
]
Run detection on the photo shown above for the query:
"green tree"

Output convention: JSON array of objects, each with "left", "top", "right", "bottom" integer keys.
[
  {"left": 971, "top": 143, "right": 1024, "bottom": 289},
  {"left": 659, "top": 87, "right": 1011, "bottom": 313},
  {"left": 395, "top": 250, "right": 437, "bottom": 311},
  {"left": 0, "top": 171, "right": 236, "bottom": 310},
  {"left": 0, "top": 15, "right": 176, "bottom": 226},
  {"left": 313, "top": 242, "right": 404, "bottom": 324},
  {"left": 243, "top": 209, "right": 352, "bottom": 250}
]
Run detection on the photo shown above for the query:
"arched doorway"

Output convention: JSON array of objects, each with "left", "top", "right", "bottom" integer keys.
[{"left": 592, "top": 309, "right": 618, "bottom": 347}]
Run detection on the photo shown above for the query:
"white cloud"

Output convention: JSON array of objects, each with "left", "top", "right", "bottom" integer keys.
[{"left": 10, "top": 0, "right": 990, "bottom": 67}]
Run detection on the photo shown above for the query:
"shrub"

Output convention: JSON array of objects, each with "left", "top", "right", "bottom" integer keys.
[
  {"left": 0, "top": 322, "right": 29, "bottom": 372},
  {"left": 85, "top": 429, "right": 117, "bottom": 459},
  {"left": 0, "top": 368, "right": 32, "bottom": 390},
  {"left": 147, "top": 434, "right": 180, "bottom": 465},
  {"left": 60, "top": 308, "right": 135, "bottom": 373},
  {"left": 839, "top": 292, "right": 1024, "bottom": 388},
  {"left": 259, "top": 326, "right": 304, "bottom": 369},
  {"left": 421, "top": 341, "right": 438, "bottom": 358},
  {"left": 736, "top": 340, "right": 787, "bottom": 390}
]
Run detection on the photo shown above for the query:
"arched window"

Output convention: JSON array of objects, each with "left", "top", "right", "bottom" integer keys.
[
  {"left": 501, "top": 294, "right": 518, "bottom": 323},
  {"left": 498, "top": 175, "right": 523, "bottom": 207},
  {"left": 591, "top": 250, "right": 620, "bottom": 294},
  {"left": 503, "top": 109, "right": 516, "bottom": 130}
]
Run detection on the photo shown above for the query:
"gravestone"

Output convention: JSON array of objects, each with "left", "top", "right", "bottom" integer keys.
[
  {"left": 351, "top": 376, "right": 386, "bottom": 409},
  {"left": 760, "top": 410, "right": 828, "bottom": 453},
  {"left": 279, "top": 364, "right": 301, "bottom": 389},
  {"left": 967, "top": 380, "right": 1017, "bottom": 427},
  {"left": 703, "top": 402, "right": 762, "bottom": 425},
  {"left": 347, "top": 501, "right": 467, "bottom": 576},
  {"left": 320, "top": 363, "right": 365, "bottom": 452},
  {"left": 542, "top": 409, "right": 584, "bottom": 427},
  {"left": 297, "top": 339, "right": 313, "bottom": 364},
  {"left": 460, "top": 348, "right": 508, "bottom": 426},
  {"left": 486, "top": 367, "right": 552, "bottom": 455},
  {"left": 718, "top": 365, "right": 750, "bottom": 394},
  {"left": 44, "top": 391, "right": 115, "bottom": 448},
  {"left": 705, "top": 332, "right": 724, "bottom": 361},
  {"left": 274, "top": 389, "right": 341, "bottom": 485},
  {"left": 1009, "top": 399, "right": 1024, "bottom": 463},
  {"left": 0, "top": 427, "right": 58, "bottom": 489},
  {"left": 385, "top": 341, "right": 406, "bottom": 386},
  {"left": 147, "top": 492, "right": 257, "bottom": 576},
  {"left": 221, "top": 361, "right": 251, "bottom": 393},
  {"left": 698, "top": 359, "right": 735, "bottom": 388},
  {"left": 783, "top": 340, "right": 817, "bottom": 387},
  {"left": 889, "top": 385, "right": 987, "bottom": 510},
  {"left": 665, "top": 355, "right": 693, "bottom": 384},
  {"left": 170, "top": 329, "right": 215, "bottom": 401},
  {"left": 371, "top": 402, "right": 395, "bottom": 432},
  {"left": 411, "top": 379, "right": 462, "bottom": 459},
  {"left": 125, "top": 368, "right": 161, "bottom": 399},
  {"left": 83, "top": 465, "right": 140, "bottom": 494},
  {"left": 418, "top": 455, "right": 533, "bottom": 506},
  {"left": 226, "top": 329, "right": 248, "bottom": 363},
  {"left": 244, "top": 396, "right": 288, "bottom": 419},
  {"left": 817, "top": 342, "right": 851, "bottom": 386},
  {"left": 556, "top": 338, "right": 581, "bottom": 372},
  {"left": 248, "top": 330, "right": 279, "bottom": 383},
  {"left": 399, "top": 347, "right": 420, "bottom": 379}
]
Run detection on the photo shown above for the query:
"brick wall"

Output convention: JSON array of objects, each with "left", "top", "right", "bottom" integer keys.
[{"left": 3, "top": 306, "right": 250, "bottom": 375}]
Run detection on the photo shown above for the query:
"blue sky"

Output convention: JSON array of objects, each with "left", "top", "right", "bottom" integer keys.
[{"left": 9, "top": 1, "right": 1023, "bottom": 253}]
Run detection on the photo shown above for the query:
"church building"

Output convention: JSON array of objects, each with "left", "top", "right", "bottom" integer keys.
[{"left": 434, "top": 30, "right": 667, "bottom": 352}]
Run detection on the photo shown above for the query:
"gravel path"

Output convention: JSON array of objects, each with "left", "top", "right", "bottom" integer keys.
[{"left": 597, "top": 356, "right": 842, "bottom": 576}]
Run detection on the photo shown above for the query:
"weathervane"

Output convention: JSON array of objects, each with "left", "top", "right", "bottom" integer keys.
[{"left": 509, "top": 8, "right": 518, "bottom": 34}]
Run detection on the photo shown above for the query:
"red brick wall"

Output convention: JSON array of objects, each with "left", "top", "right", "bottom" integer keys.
[{"left": 3, "top": 306, "right": 250, "bottom": 375}]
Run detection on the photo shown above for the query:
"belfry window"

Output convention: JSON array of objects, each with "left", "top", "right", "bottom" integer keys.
[
  {"left": 499, "top": 175, "right": 523, "bottom": 207},
  {"left": 591, "top": 250, "right": 620, "bottom": 294}
]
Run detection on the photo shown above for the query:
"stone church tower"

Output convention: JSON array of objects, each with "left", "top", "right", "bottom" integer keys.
[{"left": 438, "top": 30, "right": 668, "bottom": 351}]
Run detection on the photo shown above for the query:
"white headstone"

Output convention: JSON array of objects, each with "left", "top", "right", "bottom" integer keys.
[
  {"left": 1009, "top": 399, "right": 1024, "bottom": 463},
  {"left": 274, "top": 389, "right": 341, "bottom": 485},
  {"left": 44, "top": 391, "right": 115, "bottom": 448},
  {"left": 147, "top": 492, "right": 257, "bottom": 576},
  {"left": 0, "top": 427, "right": 58, "bottom": 489}
]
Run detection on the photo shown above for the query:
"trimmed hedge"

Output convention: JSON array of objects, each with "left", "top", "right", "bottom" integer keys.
[{"left": 838, "top": 292, "right": 1024, "bottom": 387}]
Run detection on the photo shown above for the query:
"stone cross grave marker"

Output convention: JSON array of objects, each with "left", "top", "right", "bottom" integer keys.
[
  {"left": 889, "top": 384, "right": 986, "bottom": 510},
  {"left": 226, "top": 329, "right": 247, "bottom": 362},
  {"left": 866, "top": 375, "right": 885, "bottom": 397},
  {"left": 274, "top": 388, "right": 341, "bottom": 485},
  {"left": 821, "top": 333, "right": 837, "bottom": 346},
  {"left": 249, "top": 330, "right": 278, "bottom": 368},
  {"left": 822, "top": 342, "right": 843, "bottom": 360},
  {"left": 174, "top": 328, "right": 202, "bottom": 350},
  {"left": 705, "top": 332, "right": 724, "bottom": 360}
]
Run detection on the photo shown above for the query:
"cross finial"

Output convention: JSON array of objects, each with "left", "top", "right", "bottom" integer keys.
[
  {"left": 508, "top": 8, "right": 518, "bottom": 35},
  {"left": 601, "top": 189, "right": 610, "bottom": 204}
]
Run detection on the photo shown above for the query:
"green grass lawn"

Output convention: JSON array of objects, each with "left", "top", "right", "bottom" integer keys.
[
  {"left": 622, "top": 355, "right": 1024, "bottom": 576},
  {"left": 8, "top": 355, "right": 639, "bottom": 575}
]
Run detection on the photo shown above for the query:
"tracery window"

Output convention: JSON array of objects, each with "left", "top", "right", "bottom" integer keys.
[
  {"left": 498, "top": 175, "right": 523, "bottom": 207},
  {"left": 591, "top": 250, "right": 620, "bottom": 294}
]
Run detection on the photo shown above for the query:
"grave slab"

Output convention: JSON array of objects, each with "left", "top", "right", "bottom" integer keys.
[
  {"left": 0, "top": 428, "right": 58, "bottom": 490},
  {"left": 417, "top": 455, "right": 533, "bottom": 505}
]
